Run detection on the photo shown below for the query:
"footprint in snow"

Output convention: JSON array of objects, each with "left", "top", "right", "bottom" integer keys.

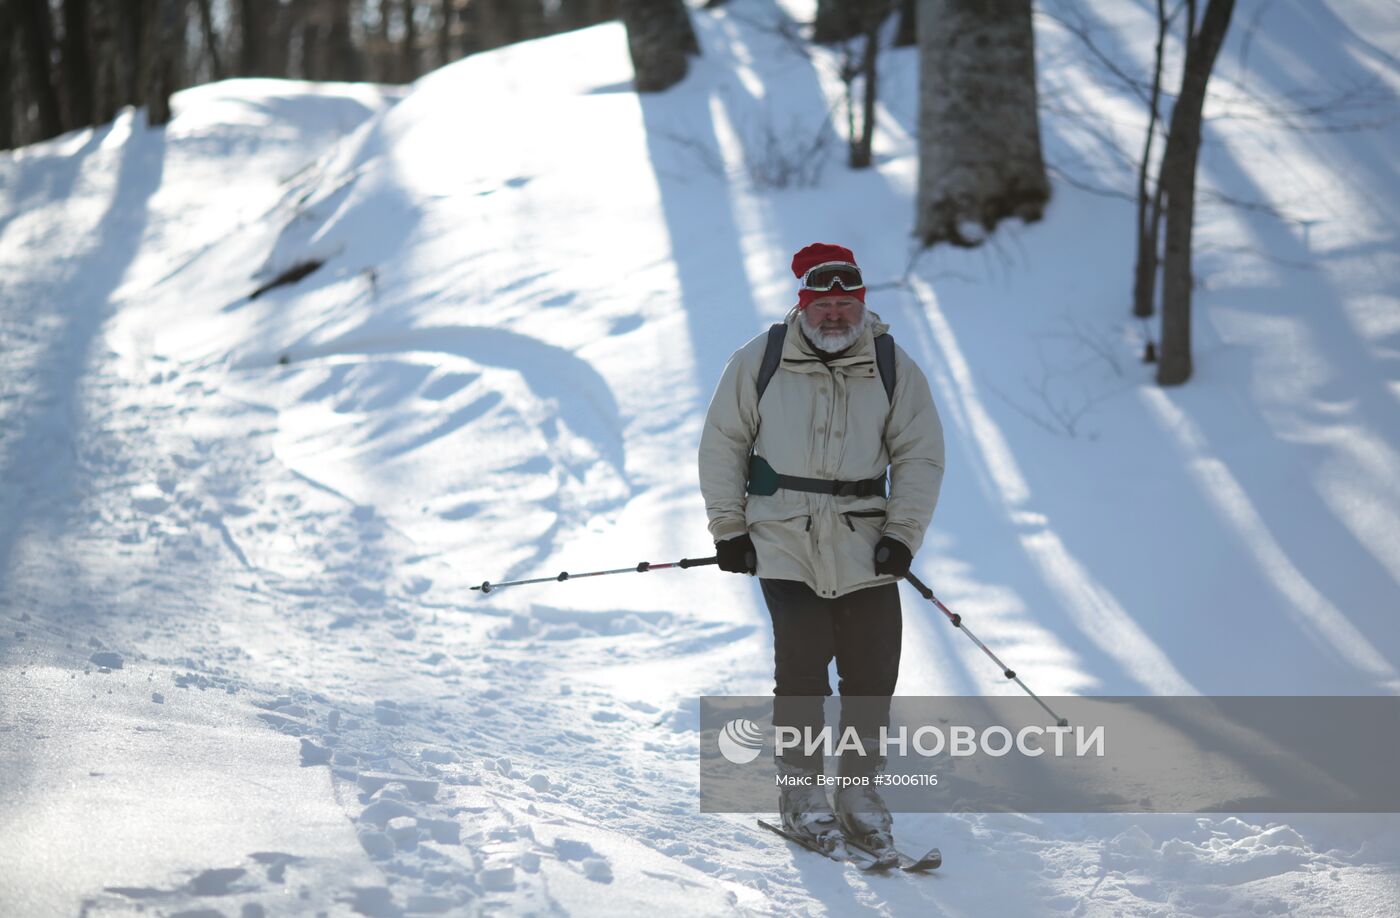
[
  {"left": 554, "top": 838, "right": 614, "bottom": 883},
  {"left": 188, "top": 867, "right": 248, "bottom": 896},
  {"left": 249, "top": 852, "right": 302, "bottom": 883}
]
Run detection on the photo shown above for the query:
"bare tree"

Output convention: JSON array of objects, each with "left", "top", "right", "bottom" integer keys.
[
  {"left": 193, "top": 0, "right": 224, "bottom": 80},
  {"left": 1, "top": 5, "right": 15, "bottom": 149},
  {"left": 377, "top": 0, "right": 395, "bottom": 80},
  {"left": 619, "top": 0, "right": 699, "bottom": 93},
  {"left": 437, "top": 0, "right": 454, "bottom": 68},
  {"left": 119, "top": 0, "right": 147, "bottom": 104},
  {"left": 916, "top": 0, "right": 1050, "bottom": 247},
  {"left": 0, "top": 0, "right": 628, "bottom": 150},
  {"left": 1045, "top": 0, "right": 1370, "bottom": 341},
  {"left": 296, "top": 0, "right": 321, "bottom": 78},
  {"left": 1156, "top": 0, "right": 1234, "bottom": 386},
  {"left": 144, "top": 0, "right": 184, "bottom": 126},
  {"left": 62, "top": 0, "right": 96, "bottom": 127},
  {"left": 323, "top": 0, "right": 360, "bottom": 81},
  {"left": 401, "top": 0, "right": 419, "bottom": 81},
  {"left": 262, "top": 0, "right": 295, "bottom": 77},
  {"left": 238, "top": 0, "right": 265, "bottom": 76},
  {"left": 1132, "top": 0, "right": 1172, "bottom": 320},
  {"left": 87, "top": 0, "right": 120, "bottom": 123},
  {"left": 14, "top": 0, "right": 64, "bottom": 139},
  {"left": 846, "top": 1, "right": 895, "bottom": 169}
]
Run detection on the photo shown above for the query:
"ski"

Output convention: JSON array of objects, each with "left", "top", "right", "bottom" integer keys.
[
  {"left": 843, "top": 832, "right": 942, "bottom": 872},
  {"left": 756, "top": 819, "right": 899, "bottom": 872}
]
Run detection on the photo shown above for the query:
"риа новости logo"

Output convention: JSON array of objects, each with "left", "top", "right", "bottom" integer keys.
[{"left": 718, "top": 718, "right": 765, "bottom": 764}]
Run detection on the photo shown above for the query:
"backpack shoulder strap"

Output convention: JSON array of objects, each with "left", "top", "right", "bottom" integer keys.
[
  {"left": 756, "top": 323, "right": 787, "bottom": 403},
  {"left": 874, "top": 332, "right": 896, "bottom": 403},
  {"left": 758, "top": 323, "right": 894, "bottom": 403}
]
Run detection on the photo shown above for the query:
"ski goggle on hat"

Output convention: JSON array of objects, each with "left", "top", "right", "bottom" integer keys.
[{"left": 800, "top": 261, "right": 864, "bottom": 292}]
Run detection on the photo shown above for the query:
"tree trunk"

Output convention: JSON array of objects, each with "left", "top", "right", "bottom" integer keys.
[
  {"left": 378, "top": 0, "right": 395, "bottom": 81},
  {"left": 239, "top": 0, "right": 264, "bottom": 76},
  {"left": 1, "top": 6, "right": 15, "bottom": 149},
  {"left": 259, "top": 0, "right": 289, "bottom": 77},
  {"left": 323, "top": 0, "right": 360, "bottom": 81},
  {"left": 402, "top": 0, "right": 419, "bottom": 81},
  {"left": 481, "top": 0, "right": 525, "bottom": 47},
  {"left": 194, "top": 0, "right": 224, "bottom": 80},
  {"left": 893, "top": 0, "right": 916, "bottom": 47},
  {"left": 813, "top": 0, "right": 866, "bottom": 44},
  {"left": 438, "top": 0, "right": 453, "bottom": 67},
  {"left": 117, "top": 0, "right": 145, "bottom": 105},
  {"left": 1156, "top": 0, "right": 1233, "bottom": 386},
  {"left": 520, "top": 1, "right": 549, "bottom": 42},
  {"left": 619, "top": 0, "right": 699, "bottom": 94},
  {"left": 88, "top": 0, "right": 120, "bottom": 123},
  {"left": 849, "top": 6, "right": 884, "bottom": 169},
  {"left": 1132, "top": 0, "right": 1168, "bottom": 319},
  {"left": 144, "top": 0, "right": 183, "bottom": 125},
  {"left": 300, "top": 15, "right": 321, "bottom": 79},
  {"left": 62, "top": 0, "right": 96, "bottom": 128},
  {"left": 15, "top": 0, "right": 65, "bottom": 139},
  {"left": 916, "top": 0, "right": 1049, "bottom": 248}
]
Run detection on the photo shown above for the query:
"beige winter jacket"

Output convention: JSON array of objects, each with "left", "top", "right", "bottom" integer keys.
[{"left": 698, "top": 309, "right": 945, "bottom": 599}]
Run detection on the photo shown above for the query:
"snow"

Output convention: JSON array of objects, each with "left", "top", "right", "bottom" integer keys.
[{"left": 3, "top": 0, "right": 1399, "bottom": 914}]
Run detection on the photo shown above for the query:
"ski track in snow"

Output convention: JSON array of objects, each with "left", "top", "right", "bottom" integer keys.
[{"left": 4, "top": 1, "right": 1400, "bottom": 915}]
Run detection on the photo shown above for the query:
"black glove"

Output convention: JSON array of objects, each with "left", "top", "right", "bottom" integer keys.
[
  {"left": 716, "top": 534, "right": 757, "bottom": 574},
  {"left": 874, "top": 536, "right": 912, "bottom": 577}
]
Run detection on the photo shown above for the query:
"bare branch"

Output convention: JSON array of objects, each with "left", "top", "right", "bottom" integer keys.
[
  {"left": 1035, "top": 4, "right": 1157, "bottom": 108},
  {"left": 753, "top": 118, "right": 833, "bottom": 190},
  {"left": 655, "top": 129, "right": 730, "bottom": 182}
]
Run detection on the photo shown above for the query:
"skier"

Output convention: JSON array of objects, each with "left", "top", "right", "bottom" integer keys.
[{"left": 698, "top": 243, "right": 945, "bottom": 857}]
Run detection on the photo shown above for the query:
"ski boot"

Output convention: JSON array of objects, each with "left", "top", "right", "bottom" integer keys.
[
  {"left": 834, "top": 782, "right": 895, "bottom": 856},
  {"left": 779, "top": 783, "right": 845, "bottom": 856}
]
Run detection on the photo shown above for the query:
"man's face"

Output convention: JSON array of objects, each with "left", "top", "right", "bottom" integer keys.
[{"left": 800, "top": 296, "right": 866, "bottom": 352}]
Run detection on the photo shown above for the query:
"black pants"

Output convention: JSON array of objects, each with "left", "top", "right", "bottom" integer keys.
[{"left": 760, "top": 578, "right": 902, "bottom": 777}]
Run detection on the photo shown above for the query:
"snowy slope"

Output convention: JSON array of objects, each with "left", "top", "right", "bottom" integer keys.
[{"left": 3, "top": 0, "right": 1400, "bottom": 915}]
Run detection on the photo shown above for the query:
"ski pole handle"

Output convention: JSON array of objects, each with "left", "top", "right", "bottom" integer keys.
[{"left": 903, "top": 570, "right": 934, "bottom": 601}]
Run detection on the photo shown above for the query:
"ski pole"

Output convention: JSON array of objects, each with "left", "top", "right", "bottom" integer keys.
[
  {"left": 471, "top": 555, "right": 718, "bottom": 594},
  {"left": 900, "top": 568, "right": 1069, "bottom": 727}
]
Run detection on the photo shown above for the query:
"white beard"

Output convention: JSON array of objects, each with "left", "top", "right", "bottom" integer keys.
[{"left": 799, "top": 307, "right": 868, "bottom": 353}]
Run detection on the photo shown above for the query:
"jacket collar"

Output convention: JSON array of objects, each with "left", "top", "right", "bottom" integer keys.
[{"left": 781, "top": 308, "right": 889, "bottom": 368}]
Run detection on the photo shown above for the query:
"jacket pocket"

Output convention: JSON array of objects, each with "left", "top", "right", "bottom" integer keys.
[
  {"left": 834, "top": 508, "right": 887, "bottom": 588},
  {"left": 840, "top": 509, "right": 886, "bottom": 531},
  {"left": 750, "top": 512, "right": 817, "bottom": 579}
]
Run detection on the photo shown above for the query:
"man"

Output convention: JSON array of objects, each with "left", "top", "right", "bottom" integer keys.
[{"left": 698, "top": 242, "right": 945, "bottom": 854}]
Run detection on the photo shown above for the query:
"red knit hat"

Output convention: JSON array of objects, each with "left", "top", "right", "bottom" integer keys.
[{"left": 791, "top": 242, "right": 866, "bottom": 309}]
